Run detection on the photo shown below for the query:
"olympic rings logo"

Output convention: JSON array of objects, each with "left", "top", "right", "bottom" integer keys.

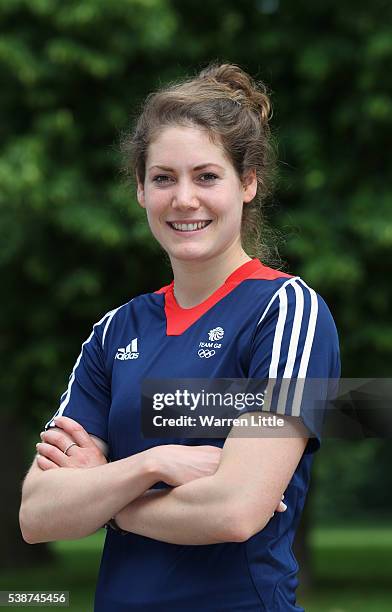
[{"left": 198, "top": 349, "right": 216, "bottom": 359}]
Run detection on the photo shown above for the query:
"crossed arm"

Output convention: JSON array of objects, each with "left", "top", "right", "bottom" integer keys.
[
  {"left": 20, "top": 415, "right": 307, "bottom": 545},
  {"left": 114, "top": 418, "right": 307, "bottom": 544}
]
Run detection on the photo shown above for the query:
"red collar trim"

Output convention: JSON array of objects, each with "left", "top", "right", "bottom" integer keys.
[{"left": 155, "top": 258, "right": 292, "bottom": 336}]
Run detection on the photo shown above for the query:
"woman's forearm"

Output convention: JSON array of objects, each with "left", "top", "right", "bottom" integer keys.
[
  {"left": 20, "top": 452, "right": 158, "bottom": 543},
  {"left": 116, "top": 473, "right": 244, "bottom": 545}
]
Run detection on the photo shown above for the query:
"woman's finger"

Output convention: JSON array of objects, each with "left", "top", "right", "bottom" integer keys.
[
  {"left": 51, "top": 416, "right": 95, "bottom": 449},
  {"left": 36, "top": 442, "right": 69, "bottom": 467},
  {"left": 36, "top": 454, "right": 59, "bottom": 470},
  {"left": 271, "top": 499, "right": 288, "bottom": 518},
  {"left": 40, "top": 429, "right": 74, "bottom": 452},
  {"left": 277, "top": 501, "right": 287, "bottom": 512}
]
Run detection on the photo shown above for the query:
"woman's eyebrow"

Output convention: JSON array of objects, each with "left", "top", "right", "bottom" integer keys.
[{"left": 148, "top": 163, "right": 224, "bottom": 171}]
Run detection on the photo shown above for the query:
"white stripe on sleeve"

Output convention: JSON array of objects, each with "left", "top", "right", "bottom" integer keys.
[
  {"left": 260, "top": 278, "right": 319, "bottom": 419},
  {"left": 276, "top": 280, "right": 305, "bottom": 414},
  {"left": 290, "top": 280, "right": 319, "bottom": 417},
  {"left": 44, "top": 310, "right": 115, "bottom": 429},
  {"left": 263, "top": 286, "right": 290, "bottom": 412}
]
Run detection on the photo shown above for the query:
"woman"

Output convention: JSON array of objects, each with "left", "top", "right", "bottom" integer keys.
[{"left": 20, "top": 62, "right": 340, "bottom": 611}]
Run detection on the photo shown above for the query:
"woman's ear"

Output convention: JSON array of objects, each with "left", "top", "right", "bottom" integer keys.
[
  {"left": 242, "top": 169, "right": 257, "bottom": 204},
  {"left": 136, "top": 176, "right": 146, "bottom": 208}
]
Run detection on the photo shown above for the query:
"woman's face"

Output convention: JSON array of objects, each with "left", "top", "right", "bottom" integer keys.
[{"left": 136, "top": 125, "right": 257, "bottom": 263}]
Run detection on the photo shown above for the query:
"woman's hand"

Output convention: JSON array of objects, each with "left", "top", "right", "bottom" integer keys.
[
  {"left": 148, "top": 444, "right": 223, "bottom": 487},
  {"left": 36, "top": 416, "right": 108, "bottom": 470},
  {"left": 149, "top": 444, "right": 287, "bottom": 514},
  {"left": 36, "top": 420, "right": 287, "bottom": 514}
]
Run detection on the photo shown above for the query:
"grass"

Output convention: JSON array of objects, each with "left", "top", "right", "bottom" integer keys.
[
  {"left": 1, "top": 527, "right": 391, "bottom": 611},
  {"left": 0, "top": 533, "right": 104, "bottom": 611},
  {"left": 298, "top": 527, "right": 392, "bottom": 611}
]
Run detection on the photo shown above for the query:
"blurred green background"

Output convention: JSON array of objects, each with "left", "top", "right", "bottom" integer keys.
[{"left": 1, "top": 0, "right": 391, "bottom": 610}]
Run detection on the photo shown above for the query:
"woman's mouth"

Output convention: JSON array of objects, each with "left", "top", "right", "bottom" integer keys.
[{"left": 166, "top": 220, "right": 212, "bottom": 233}]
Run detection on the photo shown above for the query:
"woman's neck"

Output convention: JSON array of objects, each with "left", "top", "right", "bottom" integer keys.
[{"left": 169, "top": 247, "right": 252, "bottom": 309}]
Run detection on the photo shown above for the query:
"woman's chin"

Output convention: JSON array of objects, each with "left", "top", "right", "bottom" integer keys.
[{"left": 167, "top": 244, "right": 215, "bottom": 262}]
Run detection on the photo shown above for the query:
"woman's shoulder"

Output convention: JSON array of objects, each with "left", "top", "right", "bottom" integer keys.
[
  {"left": 247, "top": 265, "right": 334, "bottom": 308},
  {"left": 91, "top": 288, "right": 166, "bottom": 338},
  {"left": 242, "top": 268, "right": 339, "bottom": 341}
]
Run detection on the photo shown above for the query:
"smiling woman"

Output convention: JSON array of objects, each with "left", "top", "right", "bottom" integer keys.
[
  {"left": 135, "top": 123, "right": 257, "bottom": 286},
  {"left": 121, "top": 60, "right": 278, "bottom": 263},
  {"left": 20, "top": 61, "right": 340, "bottom": 612}
]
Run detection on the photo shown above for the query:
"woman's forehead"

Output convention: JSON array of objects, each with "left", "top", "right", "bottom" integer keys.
[{"left": 147, "top": 125, "right": 229, "bottom": 169}]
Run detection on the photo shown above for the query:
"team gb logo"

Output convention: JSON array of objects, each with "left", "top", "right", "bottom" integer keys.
[
  {"left": 198, "top": 326, "right": 225, "bottom": 358},
  {"left": 208, "top": 327, "right": 224, "bottom": 341}
]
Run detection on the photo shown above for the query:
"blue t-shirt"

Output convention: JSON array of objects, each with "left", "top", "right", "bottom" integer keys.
[{"left": 45, "top": 258, "right": 340, "bottom": 611}]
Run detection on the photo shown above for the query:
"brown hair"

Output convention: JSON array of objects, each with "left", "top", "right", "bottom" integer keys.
[{"left": 120, "top": 60, "right": 283, "bottom": 265}]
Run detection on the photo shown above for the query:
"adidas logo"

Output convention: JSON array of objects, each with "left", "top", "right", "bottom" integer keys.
[{"left": 115, "top": 338, "right": 139, "bottom": 360}]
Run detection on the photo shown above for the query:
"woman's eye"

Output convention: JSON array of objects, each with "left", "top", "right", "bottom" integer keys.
[
  {"left": 199, "top": 173, "right": 218, "bottom": 182},
  {"left": 152, "top": 173, "right": 218, "bottom": 185},
  {"left": 152, "top": 175, "right": 172, "bottom": 184}
]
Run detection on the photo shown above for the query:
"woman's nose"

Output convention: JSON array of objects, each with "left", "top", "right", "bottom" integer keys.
[
  {"left": 172, "top": 198, "right": 200, "bottom": 211},
  {"left": 171, "top": 181, "right": 200, "bottom": 211}
]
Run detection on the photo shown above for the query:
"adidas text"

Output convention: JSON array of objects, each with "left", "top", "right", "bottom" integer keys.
[{"left": 115, "top": 339, "right": 139, "bottom": 360}]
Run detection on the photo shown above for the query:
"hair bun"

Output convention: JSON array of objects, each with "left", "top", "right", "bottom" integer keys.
[{"left": 198, "top": 61, "right": 272, "bottom": 124}]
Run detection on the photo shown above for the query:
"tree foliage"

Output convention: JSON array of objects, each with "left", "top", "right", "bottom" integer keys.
[{"left": 1, "top": 0, "right": 391, "bottom": 522}]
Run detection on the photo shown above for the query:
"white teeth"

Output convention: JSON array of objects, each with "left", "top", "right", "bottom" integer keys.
[{"left": 171, "top": 221, "right": 210, "bottom": 232}]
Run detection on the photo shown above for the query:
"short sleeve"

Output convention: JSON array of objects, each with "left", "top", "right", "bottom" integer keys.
[
  {"left": 44, "top": 312, "right": 113, "bottom": 441},
  {"left": 246, "top": 277, "right": 341, "bottom": 454}
]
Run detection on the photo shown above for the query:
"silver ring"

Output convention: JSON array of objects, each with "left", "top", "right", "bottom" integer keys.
[{"left": 64, "top": 442, "right": 78, "bottom": 456}]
